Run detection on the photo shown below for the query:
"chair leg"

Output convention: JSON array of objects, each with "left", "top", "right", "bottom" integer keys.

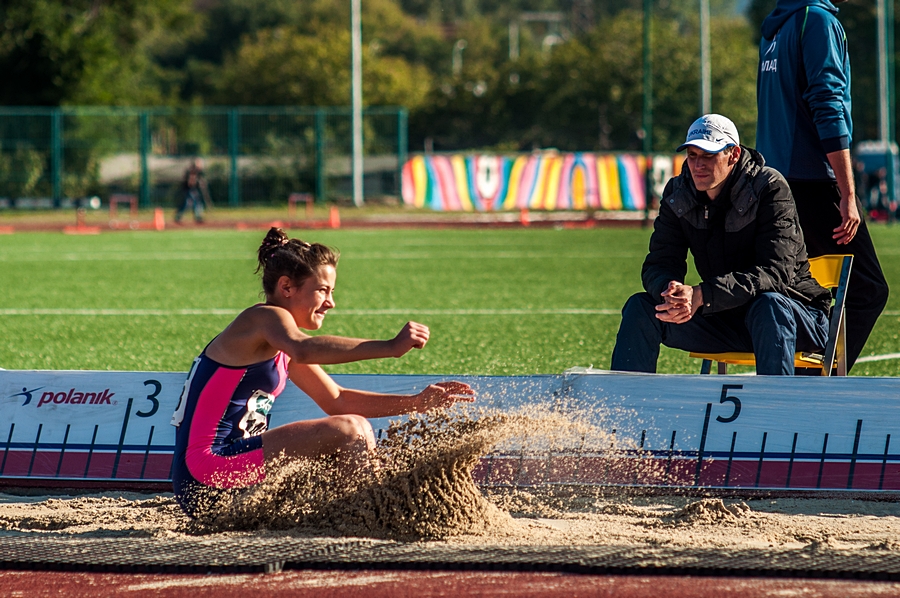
[
  {"left": 700, "top": 359, "right": 712, "bottom": 374},
  {"left": 717, "top": 362, "right": 727, "bottom": 375},
  {"left": 835, "top": 315, "right": 847, "bottom": 376}
]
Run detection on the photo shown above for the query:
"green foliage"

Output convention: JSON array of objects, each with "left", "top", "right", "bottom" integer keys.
[
  {"left": 1, "top": 0, "right": 893, "bottom": 154},
  {"left": 411, "top": 10, "right": 759, "bottom": 152},
  {"left": 213, "top": 26, "right": 432, "bottom": 110},
  {"left": 0, "top": 0, "right": 198, "bottom": 106},
  {"left": 0, "top": 146, "right": 47, "bottom": 198}
]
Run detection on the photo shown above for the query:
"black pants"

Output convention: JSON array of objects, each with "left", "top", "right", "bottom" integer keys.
[{"left": 789, "top": 180, "right": 889, "bottom": 371}]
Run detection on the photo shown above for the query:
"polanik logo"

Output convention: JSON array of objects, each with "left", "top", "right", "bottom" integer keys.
[
  {"left": 8, "top": 386, "right": 44, "bottom": 406},
  {"left": 9, "top": 385, "right": 115, "bottom": 408}
]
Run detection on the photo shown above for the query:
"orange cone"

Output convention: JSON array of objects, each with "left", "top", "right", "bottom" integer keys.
[
  {"left": 153, "top": 208, "right": 165, "bottom": 231},
  {"left": 329, "top": 206, "right": 340, "bottom": 229},
  {"left": 520, "top": 208, "right": 530, "bottom": 227}
]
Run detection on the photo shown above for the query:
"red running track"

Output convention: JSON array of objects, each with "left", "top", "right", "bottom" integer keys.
[{"left": 1, "top": 570, "right": 899, "bottom": 597}]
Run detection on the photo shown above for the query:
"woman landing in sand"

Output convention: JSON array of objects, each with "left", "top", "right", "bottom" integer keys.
[{"left": 170, "top": 227, "right": 475, "bottom": 517}]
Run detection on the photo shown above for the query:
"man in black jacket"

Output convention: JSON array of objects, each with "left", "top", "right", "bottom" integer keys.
[{"left": 611, "top": 114, "right": 833, "bottom": 375}]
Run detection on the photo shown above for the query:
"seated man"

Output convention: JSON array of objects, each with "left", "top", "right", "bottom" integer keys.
[{"left": 610, "top": 114, "right": 832, "bottom": 375}]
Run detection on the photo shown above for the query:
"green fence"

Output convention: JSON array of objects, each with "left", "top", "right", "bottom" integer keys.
[{"left": 0, "top": 107, "right": 408, "bottom": 208}]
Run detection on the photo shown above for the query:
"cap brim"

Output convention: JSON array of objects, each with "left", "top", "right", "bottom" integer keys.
[{"left": 676, "top": 139, "right": 732, "bottom": 153}]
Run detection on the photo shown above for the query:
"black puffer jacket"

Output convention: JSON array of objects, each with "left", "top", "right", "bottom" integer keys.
[{"left": 642, "top": 146, "right": 831, "bottom": 315}]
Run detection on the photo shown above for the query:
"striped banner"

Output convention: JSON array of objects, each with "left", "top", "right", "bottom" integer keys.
[{"left": 402, "top": 152, "right": 682, "bottom": 212}]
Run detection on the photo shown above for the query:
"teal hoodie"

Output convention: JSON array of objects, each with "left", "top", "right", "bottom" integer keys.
[{"left": 756, "top": 0, "right": 851, "bottom": 181}]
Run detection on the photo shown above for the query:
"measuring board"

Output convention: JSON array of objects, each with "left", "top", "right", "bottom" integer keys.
[{"left": 1, "top": 369, "right": 899, "bottom": 494}]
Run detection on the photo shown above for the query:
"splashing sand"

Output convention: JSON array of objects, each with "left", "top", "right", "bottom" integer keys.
[{"left": 191, "top": 407, "right": 594, "bottom": 539}]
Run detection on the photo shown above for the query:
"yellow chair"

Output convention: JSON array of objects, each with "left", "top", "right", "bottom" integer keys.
[{"left": 689, "top": 254, "right": 853, "bottom": 376}]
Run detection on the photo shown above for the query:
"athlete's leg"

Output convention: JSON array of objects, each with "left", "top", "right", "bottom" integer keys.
[{"left": 261, "top": 414, "right": 375, "bottom": 465}]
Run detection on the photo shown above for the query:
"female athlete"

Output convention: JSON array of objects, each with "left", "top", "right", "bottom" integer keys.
[{"left": 170, "top": 227, "right": 475, "bottom": 516}]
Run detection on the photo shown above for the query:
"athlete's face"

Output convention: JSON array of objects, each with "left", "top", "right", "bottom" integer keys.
[
  {"left": 686, "top": 145, "right": 740, "bottom": 199},
  {"left": 287, "top": 265, "right": 336, "bottom": 330}
]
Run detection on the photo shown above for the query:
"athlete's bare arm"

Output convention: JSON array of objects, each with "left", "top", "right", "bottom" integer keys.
[
  {"left": 288, "top": 361, "right": 476, "bottom": 418},
  {"left": 206, "top": 304, "right": 431, "bottom": 367}
]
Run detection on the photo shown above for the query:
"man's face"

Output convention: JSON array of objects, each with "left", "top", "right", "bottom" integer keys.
[{"left": 685, "top": 146, "right": 740, "bottom": 199}]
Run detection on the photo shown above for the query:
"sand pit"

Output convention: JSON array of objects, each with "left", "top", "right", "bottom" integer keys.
[
  {"left": 2, "top": 491, "right": 900, "bottom": 554},
  {"left": 0, "top": 407, "right": 899, "bottom": 556}
]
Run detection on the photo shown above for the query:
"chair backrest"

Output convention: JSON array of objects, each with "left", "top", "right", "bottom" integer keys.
[
  {"left": 808, "top": 255, "right": 849, "bottom": 289},
  {"left": 807, "top": 254, "right": 853, "bottom": 375}
]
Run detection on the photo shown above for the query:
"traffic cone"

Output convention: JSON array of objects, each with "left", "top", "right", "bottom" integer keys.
[
  {"left": 153, "top": 208, "right": 165, "bottom": 231},
  {"left": 329, "top": 206, "right": 340, "bottom": 229},
  {"left": 520, "top": 207, "right": 530, "bottom": 227}
]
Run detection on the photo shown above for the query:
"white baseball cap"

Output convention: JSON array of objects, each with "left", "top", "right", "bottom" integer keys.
[{"left": 676, "top": 114, "right": 740, "bottom": 153}]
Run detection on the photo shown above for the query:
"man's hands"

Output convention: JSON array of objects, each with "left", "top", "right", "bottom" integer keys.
[
  {"left": 827, "top": 148, "right": 860, "bottom": 245},
  {"left": 656, "top": 281, "right": 703, "bottom": 324},
  {"left": 834, "top": 192, "right": 861, "bottom": 245},
  {"left": 416, "top": 381, "right": 477, "bottom": 411},
  {"left": 389, "top": 321, "right": 431, "bottom": 357}
]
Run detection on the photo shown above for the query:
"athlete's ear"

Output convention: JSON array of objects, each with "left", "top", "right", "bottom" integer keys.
[
  {"left": 277, "top": 275, "right": 294, "bottom": 298},
  {"left": 728, "top": 145, "right": 742, "bottom": 166}
]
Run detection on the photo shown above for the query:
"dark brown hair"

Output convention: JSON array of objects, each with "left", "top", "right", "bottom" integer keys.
[{"left": 256, "top": 227, "right": 339, "bottom": 295}]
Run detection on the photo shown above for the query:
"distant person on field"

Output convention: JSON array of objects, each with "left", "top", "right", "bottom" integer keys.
[
  {"left": 170, "top": 227, "right": 475, "bottom": 518},
  {"left": 610, "top": 115, "right": 832, "bottom": 375},
  {"left": 756, "top": 0, "right": 889, "bottom": 371},
  {"left": 175, "top": 158, "right": 212, "bottom": 224}
]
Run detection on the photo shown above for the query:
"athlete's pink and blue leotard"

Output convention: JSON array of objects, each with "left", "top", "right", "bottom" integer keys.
[{"left": 170, "top": 350, "right": 289, "bottom": 517}]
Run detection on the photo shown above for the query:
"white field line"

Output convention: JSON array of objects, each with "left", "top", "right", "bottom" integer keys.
[
  {"left": 0, "top": 308, "right": 621, "bottom": 316},
  {"left": 0, "top": 251, "right": 644, "bottom": 262},
  {"left": 856, "top": 353, "right": 900, "bottom": 363},
  {"left": 2, "top": 308, "right": 899, "bottom": 317}
]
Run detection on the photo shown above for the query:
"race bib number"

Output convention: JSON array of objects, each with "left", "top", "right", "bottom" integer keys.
[{"left": 238, "top": 389, "right": 276, "bottom": 438}]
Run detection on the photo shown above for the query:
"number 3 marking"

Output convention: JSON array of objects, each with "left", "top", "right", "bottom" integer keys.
[
  {"left": 136, "top": 379, "right": 161, "bottom": 418},
  {"left": 716, "top": 384, "right": 742, "bottom": 423}
]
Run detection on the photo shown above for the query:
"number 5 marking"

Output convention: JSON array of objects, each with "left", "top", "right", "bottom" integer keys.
[
  {"left": 716, "top": 384, "right": 742, "bottom": 423},
  {"left": 136, "top": 379, "right": 161, "bottom": 418}
]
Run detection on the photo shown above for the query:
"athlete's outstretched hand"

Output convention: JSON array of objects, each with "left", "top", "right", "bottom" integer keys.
[
  {"left": 389, "top": 321, "right": 431, "bottom": 357},
  {"left": 416, "top": 381, "right": 477, "bottom": 411}
]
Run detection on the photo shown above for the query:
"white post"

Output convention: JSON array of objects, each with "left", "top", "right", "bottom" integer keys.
[
  {"left": 351, "top": 0, "right": 364, "bottom": 207},
  {"left": 878, "top": 0, "right": 890, "bottom": 142},
  {"left": 699, "top": 0, "right": 711, "bottom": 115},
  {"left": 452, "top": 39, "right": 467, "bottom": 75}
]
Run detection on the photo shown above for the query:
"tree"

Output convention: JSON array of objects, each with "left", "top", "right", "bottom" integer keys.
[
  {"left": 409, "top": 10, "right": 759, "bottom": 152},
  {"left": 0, "top": 0, "right": 197, "bottom": 106},
  {"left": 214, "top": 26, "right": 431, "bottom": 109}
]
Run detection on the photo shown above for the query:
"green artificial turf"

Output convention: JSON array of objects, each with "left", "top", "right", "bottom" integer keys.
[{"left": 0, "top": 224, "right": 898, "bottom": 376}]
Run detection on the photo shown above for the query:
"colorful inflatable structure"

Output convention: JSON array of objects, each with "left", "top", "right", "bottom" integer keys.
[{"left": 401, "top": 152, "right": 686, "bottom": 212}]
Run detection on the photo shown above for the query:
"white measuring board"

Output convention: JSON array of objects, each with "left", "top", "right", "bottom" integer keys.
[{"left": 1, "top": 368, "right": 898, "bottom": 494}]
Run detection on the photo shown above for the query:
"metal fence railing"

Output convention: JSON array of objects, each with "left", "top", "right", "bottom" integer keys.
[{"left": 0, "top": 106, "right": 408, "bottom": 208}]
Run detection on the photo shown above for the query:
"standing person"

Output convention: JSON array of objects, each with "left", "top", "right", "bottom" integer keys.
[
  {"left": 610, "top": 115, "right": 832, "bottom": 375},
  {"left": 175, "top": 158, "right": 212, "bottom": 224},
  {"left": 170, "top": 227, "right": 476, "bottom": 518},
  {"left": 756, "top": 0, "right": 889, "bottom": 371}
]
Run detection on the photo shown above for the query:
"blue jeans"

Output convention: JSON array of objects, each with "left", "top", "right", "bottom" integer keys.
[{"left": 610, "top": 292, "right": 829, "bottom": 375}]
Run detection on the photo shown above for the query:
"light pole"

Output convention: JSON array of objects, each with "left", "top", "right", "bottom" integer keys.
[
  {"left": 699, "top": 0, "right": 711, "bottom": 115},
  {"left": 642, "top": 0, "right": 653, "bottom": 224},
  {"left": 351, "top": 0, "right": 363, "bottom": 207},
  {"left": 877, "top": 0, "right": 897, "bottom": 207}
]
